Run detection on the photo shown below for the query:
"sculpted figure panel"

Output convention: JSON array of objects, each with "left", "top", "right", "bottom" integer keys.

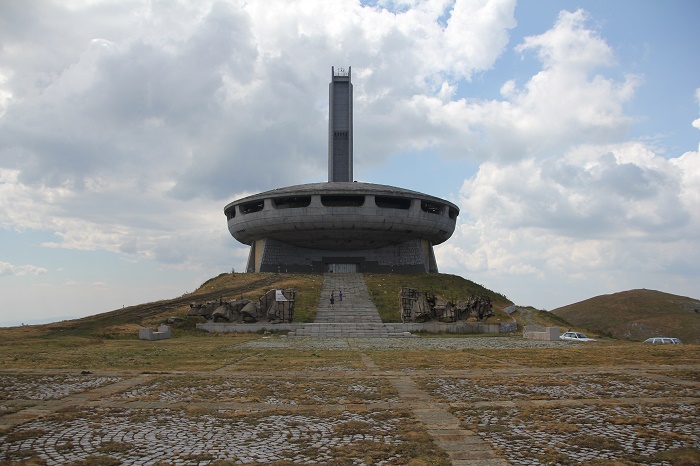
[
  {"left": 400, "top": 287, "right": 493, "bottom": 323},
  {"left": 188, "top": 289, "right": 296, "bottom": 323}
]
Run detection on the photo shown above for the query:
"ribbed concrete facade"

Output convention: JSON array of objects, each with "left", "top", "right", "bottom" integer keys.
[
  {"left": 224, "top": 182, "right": 457, "bottom": 273},
  {"left": 245, "top": 238, "right": 437, "bottom": 273}
]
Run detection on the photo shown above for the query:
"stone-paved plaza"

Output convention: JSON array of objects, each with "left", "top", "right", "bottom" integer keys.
[{"left": 1, "top": 337, "right": 698, "bottom": 465}]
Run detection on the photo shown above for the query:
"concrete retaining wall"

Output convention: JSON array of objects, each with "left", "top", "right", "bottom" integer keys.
[
  {"left": 139, "top": 325, "right": 171, "bottom": 341},
  {"left": 523, "top": 326, "right": 560, "bottom": 341},
  {"left": 197, "top": 321, "right": 501, "bottom": 335}
]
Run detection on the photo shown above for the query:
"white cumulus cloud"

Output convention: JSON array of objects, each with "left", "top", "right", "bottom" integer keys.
[{"left": 0, "top": 261, "right": 48, "bottom": 277}]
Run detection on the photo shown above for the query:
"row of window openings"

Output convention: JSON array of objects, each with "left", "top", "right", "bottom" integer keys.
[{"left": 226, "top": 196, "right": 458, "bottom": 219}]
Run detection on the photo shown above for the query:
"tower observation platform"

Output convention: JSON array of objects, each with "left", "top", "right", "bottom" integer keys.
[{"left": 224, "top": 67, "right": 459, "bottom": 274}]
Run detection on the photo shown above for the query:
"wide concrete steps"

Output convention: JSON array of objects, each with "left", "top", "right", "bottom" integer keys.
[
  {"left": 288, "top": 273, "right": 413, "bottom": 337},
  {"left": 315, "top": 307, "right": 383, "bottom": 324},
  {"left": 314, "top": 273, "right": 382, "bottom": 323},
  {"left": 289, "top": 323, "right": 413, "bottom": 338}
]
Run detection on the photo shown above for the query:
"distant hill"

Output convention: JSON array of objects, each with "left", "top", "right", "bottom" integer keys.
[{"left": 551, "top": 289, "right": 700, "bottom": 344}]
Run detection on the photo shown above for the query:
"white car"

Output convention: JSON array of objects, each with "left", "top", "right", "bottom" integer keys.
[
  {"left": 560, "top": 331, "right": 597, "bottom": 342},
  {"left": 643, "top": 337, "right": 682, "bottom": 345}
]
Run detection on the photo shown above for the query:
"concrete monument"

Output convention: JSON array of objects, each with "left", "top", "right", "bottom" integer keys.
[{"left": 224, "top": 67, "right": 459, "bottom": 273}]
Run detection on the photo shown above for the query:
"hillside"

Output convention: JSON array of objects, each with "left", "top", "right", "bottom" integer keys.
[
  {"left": 23, "top": 272, "right": 514, "bottom": 338},
  {"left": 364, "top": 273, "right": 513, "bottom": 322},
  {"left": 42, "top": 273, "right": 324, "bottom": 337},
  {"left": 552, "top": 289, "right": 700, "bottom": 344}
]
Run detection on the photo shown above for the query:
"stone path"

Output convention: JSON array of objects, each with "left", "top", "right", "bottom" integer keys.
[
  {"left": 289, "top": 273, "right": 401, "bottom": 337},
  {"left": 349, "top": 338, "right": 506, "bottom": 465},
  {"left": 390, "top": 376, "right": 507, "bottom": 465}
]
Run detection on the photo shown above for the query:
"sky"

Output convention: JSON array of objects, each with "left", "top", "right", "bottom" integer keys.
[{"left": 1, "top": 0, "right": 698, "bottom": 326}]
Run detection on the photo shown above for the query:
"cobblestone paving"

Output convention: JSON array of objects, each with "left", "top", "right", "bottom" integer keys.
[
  {"left": 1, "top": 407, "right": 416, "bottom": 465},
  {"left": 1, "top": 337, "right": 698, "bottom": 465},
  {"left": 421, "top": 373, "right": 698, "bottom": 402},
  {"left": 453, "top": 402, "right": 699, "bottom": 466},
  {"left": 0, "top": 374, "right": 123, "bottom": 401},
  {"left": 109, "top": 376, "right": 400, "bottom": 405}
]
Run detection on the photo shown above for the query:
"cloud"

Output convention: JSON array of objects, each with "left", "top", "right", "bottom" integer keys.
[
  {"left": 432, "top": 9, "right": 700, "bottom": 307},
  {"left": 460, "top": 144, "right": 691, "bottom": 238},
  {"left": 0, "top": 1, "right": 697, "bottom": 313},
  {"left": 0, "top": 261, "right": 47, "bottom": 277},
  {"left": 0, "top": 0, "right": 520, "bottom": 271},
  {"left": 1, "top": 0, "right": 519, "bottom": 198},
  {"left": 439, "top": 144, "right": 700, "bottom": 305},
  {"left": 354, "top": 8, "right": 641, "bottom": 166}
]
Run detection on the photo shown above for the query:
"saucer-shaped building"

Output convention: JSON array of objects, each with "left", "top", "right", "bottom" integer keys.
[{"left": 224, "top": 67, "right": 459, "bottom": 273}]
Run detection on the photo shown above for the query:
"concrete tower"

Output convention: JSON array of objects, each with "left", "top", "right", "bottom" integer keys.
[
  {"left": 328, "top": 66, "right": 353, "bottom": 182},
  {"left": 224, "top": 67, "right": 459, "bottom": 274}
]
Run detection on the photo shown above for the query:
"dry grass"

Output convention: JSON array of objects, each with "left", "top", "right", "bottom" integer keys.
[
  {"left": 193, "top": 272, "right": 324, "bottom": 323},
  {"left": 0, "top": 334, "right": 260, "bottom": 371},
  {"left": 231, "top": 349, "right": 365, "bottom": 372},
  {"left": 111, "top": 375, "right": 399, "bottom": 404},
  {"left": 367, "top": 349, "right": 510, "bottom": 371},
  {"left": 5, "top": 429, "right": 50, "bottom": 443},
  {"left": 3, "top": 332, "right": 696, "bottom": 373},
  {"left": 653, "top": 369, "right": 700, "bottom": 382},
  {"left": 470, "top": 343, "right": 700, "bottom": 367},
  {"left": 652, "top": 447, "right": 700, "bottom": 466}
]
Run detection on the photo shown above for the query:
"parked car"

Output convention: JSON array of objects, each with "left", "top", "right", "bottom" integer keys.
[
  {"left": 560, "top": 331, "right": 597, "bottom": 342},
  {"left": 643, "top": 337, "right": 682, "bottom": 345}
]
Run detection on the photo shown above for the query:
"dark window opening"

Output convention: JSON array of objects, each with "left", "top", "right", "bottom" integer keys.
[
  {"left": 321, "top": 195, "right": 364, "bottom": 207},
  {"left": 240, "top": 200, "right": 264, "bottom": 214},
  {"left": 225, "top": 208, "right": 236, "bottom": 220},
  {"left": 375, "top": 196, "right": 411, "bottom": 209},
  {"left": 449, "top": 207, "right": 458, "bottom": 220},
  {"left": 333, "top": 131, "right": 349, "bottom": 139},
  {"left": 273, "top": 196, "right": 311, "bottom": 209},
  {"left": 421, "top": 200, "right": 443, "bottom": 214}
]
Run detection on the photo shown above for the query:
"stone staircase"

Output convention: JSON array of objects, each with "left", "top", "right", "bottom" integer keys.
[{"left": 288, "top": 273, "right": 412, "bottom": 338}]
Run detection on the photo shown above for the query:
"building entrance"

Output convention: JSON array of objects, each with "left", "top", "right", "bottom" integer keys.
[{"left": 328, "top": 263, "right": 358, "bottom": 273}]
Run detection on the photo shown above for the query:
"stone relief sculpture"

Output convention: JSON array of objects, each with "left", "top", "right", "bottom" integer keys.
[
  {"left": 399, "top": 286, "right": 493, "bottom": 323},
  {"left": 188, "top": 289, "right": 296, "bottom": 324}
]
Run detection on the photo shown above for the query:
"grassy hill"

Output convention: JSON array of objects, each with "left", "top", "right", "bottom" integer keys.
[
  {"left": 40, "top": 273, "right": 324, "bottom": 338},
  {"left": 10, "top": 273, "right": 515, "bottom": 338},
  {"left": 10, "top": 271, "right": 697, "bottom": 344},
  {"left": 363, "top": 273, "right": 513, "bottom": 322},
  {"left": 551, "top": 289, "right": 700, "bottom": 344}
]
